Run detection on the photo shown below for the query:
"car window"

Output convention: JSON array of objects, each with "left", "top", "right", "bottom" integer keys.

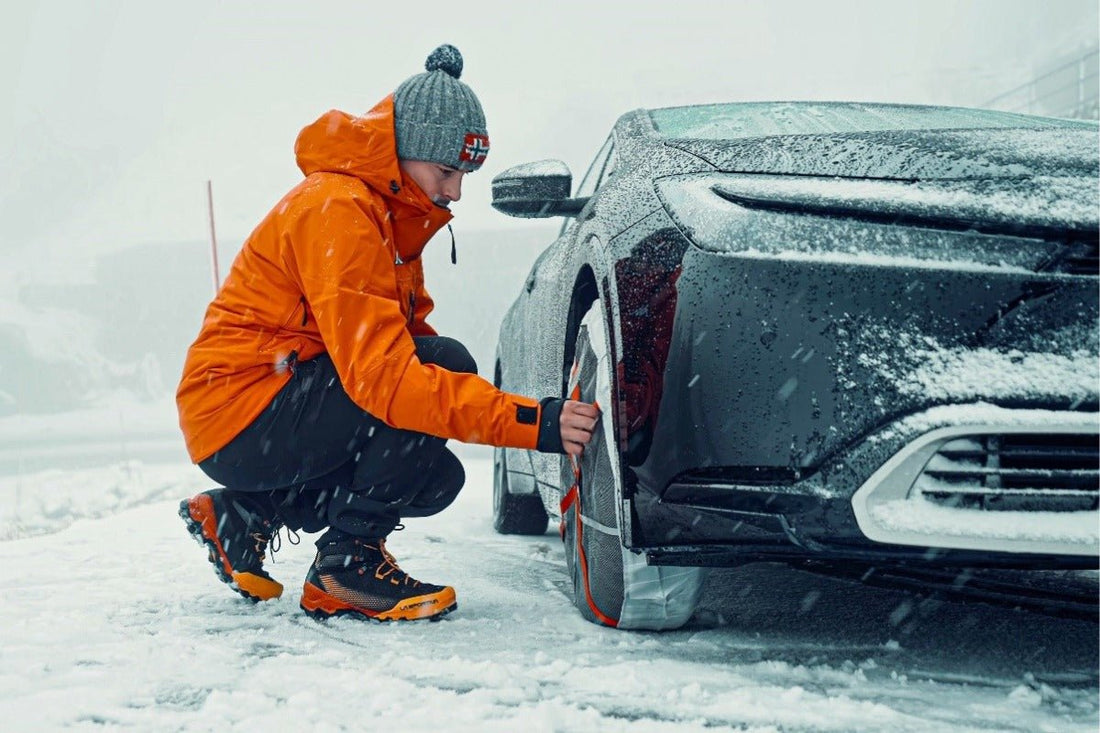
[
  {"left": 597, "top": 144, "right": 618, "bottom": 190},
  {"left": 561, "top": 135, "right": 615, "bottom": 237},
  {"left": 575, "top": 135, "right": 614, "bottom": 199},
  {"left": 649, "top": 102, "right": 1090, "bottom": 140}
]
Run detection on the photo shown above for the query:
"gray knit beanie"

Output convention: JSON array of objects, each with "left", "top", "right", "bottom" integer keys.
[{"left": 393, "top": 44, "right": 489, "bottom": 172}]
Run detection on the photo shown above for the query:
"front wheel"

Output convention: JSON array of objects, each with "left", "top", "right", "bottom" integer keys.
[
  {"left": 561, "top": 301, "right": 705, "bottom": 630},
  {"left": 493, "top": 445, "right": 549, "bottom": 535}
]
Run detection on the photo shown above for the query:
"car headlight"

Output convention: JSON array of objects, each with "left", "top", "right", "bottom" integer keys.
[{"left": 654, "top": 173, "right": 1097, "bottom": 273}]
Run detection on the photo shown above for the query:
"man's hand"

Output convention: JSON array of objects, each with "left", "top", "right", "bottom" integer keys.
[{"left": 560, "top": 400, "right": 601, "bottom": 457}]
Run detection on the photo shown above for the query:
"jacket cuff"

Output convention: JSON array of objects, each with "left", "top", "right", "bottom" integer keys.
[{"left": 535, "top": 397, "right": 566, "bottom": 454}]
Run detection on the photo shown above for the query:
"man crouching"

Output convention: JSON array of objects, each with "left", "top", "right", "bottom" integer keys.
[{"left": 176, "top": 44, "right": 598, "bottom": 621}]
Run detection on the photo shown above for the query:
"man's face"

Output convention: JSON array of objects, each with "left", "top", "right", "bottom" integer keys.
[{"left": 399, "top": 160, "right": 465, "bottom": 210}]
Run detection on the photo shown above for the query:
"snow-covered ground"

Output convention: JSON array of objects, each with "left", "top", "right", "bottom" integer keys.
[{"left": 0, "top": 430, "right": 1096, "bottom": 731}]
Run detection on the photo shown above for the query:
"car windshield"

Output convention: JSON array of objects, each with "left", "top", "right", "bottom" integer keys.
[{"left": 649, "top": 102, "right": 1085, "bottom": 140}]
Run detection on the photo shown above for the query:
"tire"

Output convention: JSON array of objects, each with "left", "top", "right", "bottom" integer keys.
[
  {"left": 561, "top": 301, "right": 705, "bottom": 630},
  {"left": 492, "top": 445, "right": 549, "bottom": 535}
]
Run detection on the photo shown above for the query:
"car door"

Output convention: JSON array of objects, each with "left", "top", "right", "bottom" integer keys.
[{"left": 523, "top": 135, "right": 619, "bottom": 494}]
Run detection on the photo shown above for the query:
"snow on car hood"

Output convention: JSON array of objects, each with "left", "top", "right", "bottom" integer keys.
[
  {"left": 709, "top": 173, "right": 1098, "bottom": 234},
  {"left": 667, "top": 126, "right": 1098, "bottom": 181},
  {"left": 655, "top": 171, "right": 1098, "bottom": 268}
]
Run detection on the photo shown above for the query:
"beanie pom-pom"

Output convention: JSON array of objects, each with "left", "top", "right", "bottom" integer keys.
[{"left": 425, "top": 44, "right": 463, "bottom": 79}]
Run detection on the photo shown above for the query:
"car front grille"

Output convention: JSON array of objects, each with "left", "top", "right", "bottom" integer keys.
[{"left": 915, "top": 433, "right": 1100, "bottom": 512}]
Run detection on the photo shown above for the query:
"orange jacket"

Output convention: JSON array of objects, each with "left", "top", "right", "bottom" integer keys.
[{"left": 177, "top": 96, "right": 545, "bottom": 463}]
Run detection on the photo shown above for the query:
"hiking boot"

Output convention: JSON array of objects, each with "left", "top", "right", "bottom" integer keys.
[
  {"left": 300, "top": 539, "right": 456, "bottom": 622},
  {"left": 179, "top": 489, "right": 284, "bottom": 602}
]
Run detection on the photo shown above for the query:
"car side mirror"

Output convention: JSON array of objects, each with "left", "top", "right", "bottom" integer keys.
[{"left": 491, "top": 159, "right": 590, "bottom": 218}]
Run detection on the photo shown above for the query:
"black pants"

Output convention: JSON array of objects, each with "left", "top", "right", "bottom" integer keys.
[{"left": 199, "top": 337, "right": 475, "bottom": 545}]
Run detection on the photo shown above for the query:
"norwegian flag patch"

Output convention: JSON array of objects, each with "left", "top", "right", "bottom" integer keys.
[{"left": 459, "top": 133, "right": 490, "bottom": 164}]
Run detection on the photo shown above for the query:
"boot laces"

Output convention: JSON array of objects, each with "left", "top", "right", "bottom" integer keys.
[
  {"left": 267, "top": 526, "right": 301, "bottom": 563},
  {"left": 352, "top": 539, "right": 420, "bottom": 587},
  {"left": 378, "top": 538, "right": 398, "bottom": 566},
  {"left": 230, "top": 497, "right": 291, "bottom": 565},
  {"left": 250, "top": 531, "right": 270, "bottom": 563}
]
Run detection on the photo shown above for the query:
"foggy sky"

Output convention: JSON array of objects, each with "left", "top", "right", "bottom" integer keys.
[{"left": 2, "top": 0, "right": 1096, "bottom": 276}]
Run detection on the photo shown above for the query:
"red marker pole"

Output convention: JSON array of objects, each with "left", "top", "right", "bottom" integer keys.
[{"left": 206, "top": 180, "right": 221, "bottom": 296}]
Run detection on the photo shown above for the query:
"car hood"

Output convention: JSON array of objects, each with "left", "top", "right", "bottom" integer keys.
[
  {"left": 665, "top": 126, "right": 1099, "bottom": 181},
  {"left": 655, "top": 171, "right": 1099, "bottom": 247}
]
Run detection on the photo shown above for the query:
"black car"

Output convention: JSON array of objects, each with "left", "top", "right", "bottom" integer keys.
[{"left": 489, "top": 102, "right": 1099, "bottom": 630}]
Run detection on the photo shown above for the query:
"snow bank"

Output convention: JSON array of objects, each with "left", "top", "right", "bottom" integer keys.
[{"left": 0, "top": 460, "right": 207, "bottom": 541}]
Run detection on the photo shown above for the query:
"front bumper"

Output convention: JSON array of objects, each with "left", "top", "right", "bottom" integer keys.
[{"left": 635, "top": 405, "right": 1099, "bottom": 570}]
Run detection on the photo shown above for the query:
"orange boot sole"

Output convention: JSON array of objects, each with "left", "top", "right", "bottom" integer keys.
[
  {"left": 179, "top": 496, "right": 283, "bottom": 602},
  {"left": 300, "top": 580, "right": 456, "bottom": 622}
]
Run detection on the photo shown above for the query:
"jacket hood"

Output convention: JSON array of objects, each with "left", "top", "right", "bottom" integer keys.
[
  {"left": 294, "top": 95, "right": 453, "bottom": 258},
  {"left": 295, "top": 95, "right": 425, "bottom": 204}
]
